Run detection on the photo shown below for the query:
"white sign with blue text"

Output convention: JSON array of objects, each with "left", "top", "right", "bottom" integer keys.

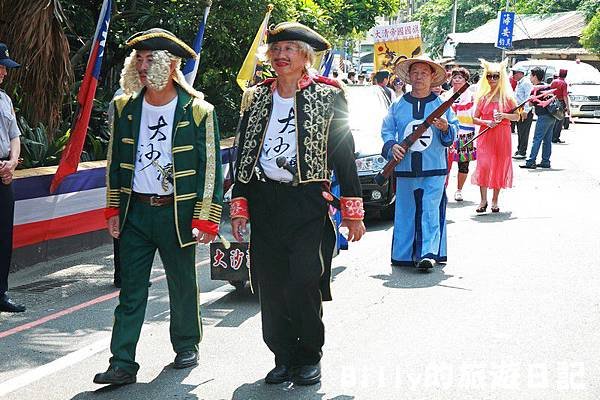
[{"left": 495, "top": 11, "right": 515, "bottom": 49}]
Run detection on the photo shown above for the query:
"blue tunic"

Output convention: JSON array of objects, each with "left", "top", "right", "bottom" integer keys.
[{"left": 381, "top": 92, "right": 459, "bottom": 265}]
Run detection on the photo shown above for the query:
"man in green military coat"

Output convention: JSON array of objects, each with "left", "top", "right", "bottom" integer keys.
[{"left": 94, "top": 28, "right": 223, "bottom": 386}]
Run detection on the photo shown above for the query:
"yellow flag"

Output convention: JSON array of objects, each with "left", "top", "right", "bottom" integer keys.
[
  {"left": 312, "top": 50, "right": 326, "bottom": 71},
  {"left": 373, "top": 22, "right": 423, "bottom": 72},
  {"left": 236, "top": 5, "right": 273, "bottom": 90}
]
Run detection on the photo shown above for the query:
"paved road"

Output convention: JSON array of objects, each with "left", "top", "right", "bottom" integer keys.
[{"left": 1, "top": 119, "right": 599, "bottom": 399}]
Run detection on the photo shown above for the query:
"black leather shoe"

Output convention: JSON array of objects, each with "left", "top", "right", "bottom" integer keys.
[
  {"left": 416, "top": 258, "right": 434, "bottom": 270},
  {"left": 0, "top": 294, "right": 25, "bottom": 313},
  {"left": 519, "top": 163, "right": 536, "bottom": 169},
  {"left": 537, "top": 163, "right": 551, "bottom": 168},
  {"left": 93, "top": 367, "right": 136, "bottom": 385},
  {"left": 265, "top": 365, "right": 291, "bottom": 384},
  {"left": 293, "top": 363, "right": 321, "bottom": 386},
  {"left": 173, "top": 350, "right": 198, "bottom": 369}
]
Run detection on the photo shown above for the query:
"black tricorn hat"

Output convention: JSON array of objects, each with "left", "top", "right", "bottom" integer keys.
[
  {"left": 126, "top": 28, "right": 197, "bottom": 59},
  {"left": 267, "top": 22, "right": 331, "bottom": 52}
]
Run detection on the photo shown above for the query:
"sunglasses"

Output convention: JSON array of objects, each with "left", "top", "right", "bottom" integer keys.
[{"left": 486, "top": 73, "right": 500, "bottom": 80}]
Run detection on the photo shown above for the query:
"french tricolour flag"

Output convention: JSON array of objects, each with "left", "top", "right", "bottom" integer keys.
[{"left": 50, "top": 0, "right": 111, "bottom": 193}]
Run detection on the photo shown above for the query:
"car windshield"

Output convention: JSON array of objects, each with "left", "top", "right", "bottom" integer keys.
[
  {"left": 345, "top": 85, "right": 390, "bottom": 156},
  {"left": 346, "top": 85, "right": 389, "bottom": 133},
  {"left": 566, "top": 65, "right": 600, "bottom": 85},
  {"left": 518, "top": 62, "right": 600, "bottom": 85}
]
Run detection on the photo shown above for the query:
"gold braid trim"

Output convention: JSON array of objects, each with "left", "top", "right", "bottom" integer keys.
[
  {"left": 106, "top": 189, "right": 120, "bottom": 208},
  {"left": 126, "top": 32, "right": 198, "bottom": 60},
  {"left": 240, "top": 86, "right": 257, "bottom": 113},
  {"left": 194, "top": 202, "right": 222, "bottom": 224},
  {"left": 197, "top": 109, "right": 217, "bottom": 220}
]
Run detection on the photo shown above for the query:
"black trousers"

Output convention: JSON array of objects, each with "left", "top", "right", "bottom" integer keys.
[
  {"left": 516, "top": 110, "right": 534, "bottom": 155},
  {"left": 0, "top": 182, "right": 14, "bottom": 296},
  {"left": 113, "top": 238, "right": 121, "bottom": 281},
  {"left": 248, "top": 181, "right": 330, "bottom": 366}
]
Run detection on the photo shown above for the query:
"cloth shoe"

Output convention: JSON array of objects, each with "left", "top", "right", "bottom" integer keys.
[
  {"left": 512, "top": 152, "right": 526, "bottom": 159},
  {"left": 537, "top": 162, "right": 551, "bottom": 168},
  {"left": 293, "top": 363, "right": 321, "bottom": 386},
  {"left": 454, "top": 190, "right": 463, "bottom": 202},
  {"left": 0, "top": 294, "right": 26, "bottom": 313},
  {"left": 416, "top": 258, "right": 435, "bottom": 270},
  {"left": 173, "top": 350, "right": 198, "bottom": 369},
  {"left": 93, "top": 366, "right": 136, "bottom": 385},
  {"left": 265, "top": 365, "right": 292, "bottom": 384}
]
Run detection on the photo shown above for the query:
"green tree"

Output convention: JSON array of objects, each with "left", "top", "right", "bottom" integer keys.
[
  {"left": 414, "top": 0, "right": 502, "bottom": 57},
  {"left": 6, "top": 0, "right": 402, "bottom": 168},
  {"left": 415, "top": 0, "right": 600, "bottom": 58},
  {"left": 581, "top": 11, "right": 600, "bottom": 54}
]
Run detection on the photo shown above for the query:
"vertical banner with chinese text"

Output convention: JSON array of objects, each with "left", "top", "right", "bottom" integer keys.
[
  {"left": 373, "top": 22, "right": 423, "bottom": 72},
  {"left": 495, "top": 11, "right": 515, "bottom": 49}
]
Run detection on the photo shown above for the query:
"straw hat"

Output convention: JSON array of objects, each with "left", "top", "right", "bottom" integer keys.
[{"left": 395, "top": 56, "right": 446, "bottom": 87}]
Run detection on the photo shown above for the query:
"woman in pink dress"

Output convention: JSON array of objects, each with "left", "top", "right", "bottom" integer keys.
[{"left": 471, "top": 59, "right": 520, "bottom": 213}]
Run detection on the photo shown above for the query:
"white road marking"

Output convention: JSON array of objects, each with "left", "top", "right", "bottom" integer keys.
[{"left": 0, "top": 281, "right": 234, "bottom": 396}]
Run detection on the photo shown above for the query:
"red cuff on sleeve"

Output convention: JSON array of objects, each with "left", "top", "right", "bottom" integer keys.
[
  {"left": 104, "top": 207, "right": 119, "bottom": 220},
  {"left": 230, "top": 197, "right": 250, "bottom": 220},
  {"left": 340, "top": 197, "right": 364, "bottom": 221},
  {"left": 192, "top": 219, "right": 219, "bottom": 235}
]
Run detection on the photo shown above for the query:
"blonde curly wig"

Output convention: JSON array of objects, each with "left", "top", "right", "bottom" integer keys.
[{"left": 120, "top": 50, "right": 203, "bottom": 99}]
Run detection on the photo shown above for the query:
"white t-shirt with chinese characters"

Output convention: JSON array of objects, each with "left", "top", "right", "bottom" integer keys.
[
  {"left": 133, "top": 96, "right": 177, "bottom": 195},
  {"left": 259, "top": 90, "right": 297, "bottom": 182}
]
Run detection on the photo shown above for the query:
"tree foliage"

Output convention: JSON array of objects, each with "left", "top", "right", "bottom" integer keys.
[
  {"left": 2, "top": 0, "right": 401, "bottom": 154},
  {"left": 0, "top": 0, "right": 73, "bottom": 137},
  {"left": 581, "top": 11, "right": 600, "bottom": 55},
  {"left": 414, "top": 0, "right": 600, "bottom": 58}
]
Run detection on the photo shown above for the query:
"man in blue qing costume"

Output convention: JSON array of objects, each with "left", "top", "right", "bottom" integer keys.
[{"left": 381, "top": 57, "right": 459, "bottom": 270}]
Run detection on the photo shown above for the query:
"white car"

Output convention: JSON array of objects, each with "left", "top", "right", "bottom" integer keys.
[{"left": 511, "top": 59, "right": 600, "bottom": 118}]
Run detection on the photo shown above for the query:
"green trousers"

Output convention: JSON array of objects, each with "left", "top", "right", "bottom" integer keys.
[{"left": 109, "top": 199, "right": 201, "bottom": 374}]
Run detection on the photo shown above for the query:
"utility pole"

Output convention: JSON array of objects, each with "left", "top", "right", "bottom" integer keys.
[
  {"left": 501, "top": 0, "right": 510, "bottom": 61},
  {"left": 452, "top": 0, "right": 458, "bottom": 33}
]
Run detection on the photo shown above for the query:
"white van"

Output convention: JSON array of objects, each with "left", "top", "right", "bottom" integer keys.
[{"left": 511, "top": 60, "right": 600, "bottom": 118}]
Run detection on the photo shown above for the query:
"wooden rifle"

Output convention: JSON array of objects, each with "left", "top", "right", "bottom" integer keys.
[{"left": 374, "top": 82, "right": 470, "bottom": 186}]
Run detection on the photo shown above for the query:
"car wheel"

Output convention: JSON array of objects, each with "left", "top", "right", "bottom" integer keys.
[{"left": 229, "top": 280, "right": 247, "bottom": 291}]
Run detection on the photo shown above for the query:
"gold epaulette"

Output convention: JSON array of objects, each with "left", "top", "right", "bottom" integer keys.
[
  {"left": 192, "top": 97, "right": 215, "bottom": 126},
  {"left": 240, "top": 86, "right": 257, "bottom": 114},
  {"left": 114, "top": 93, "right": 133, "bottom": 118}
]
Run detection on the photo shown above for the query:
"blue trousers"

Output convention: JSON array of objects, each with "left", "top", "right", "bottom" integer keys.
[
  {"left": 391, "top": 175, "right": 447, "bottom": 266},
  {"left": 527, "top": 114, "right": 555, "bottom": 165}
]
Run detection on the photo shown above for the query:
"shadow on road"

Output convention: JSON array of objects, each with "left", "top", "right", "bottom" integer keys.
[
  {"left": 69, "top": 366, "right": 203, "bottom": 400},
  {"left": 470, "top": 211, "right": 516, "bottom": 223},
  {"left": 363, "top": 218, "right": 393, "bottom": 233},
  {"left": 231, "top": 379, "right": 355, "bottom": 400},
  {"left": 203, "top": 288, "right": 260, "bottom": 328},
  {"left": 446, "top": 200, "right": 477, "bottom": 209},
  {"left": 371, "top": 264, "right": 452, "bottom": 289}
]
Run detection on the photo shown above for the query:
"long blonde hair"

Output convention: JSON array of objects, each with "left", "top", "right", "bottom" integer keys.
[{"left": 475, "top": 58, "right": 516, "bottom": 112}]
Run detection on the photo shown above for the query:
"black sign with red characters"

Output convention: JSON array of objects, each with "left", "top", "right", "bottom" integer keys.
[{"left": 209, "top": 242, "right": 250, "bottom": 282}]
